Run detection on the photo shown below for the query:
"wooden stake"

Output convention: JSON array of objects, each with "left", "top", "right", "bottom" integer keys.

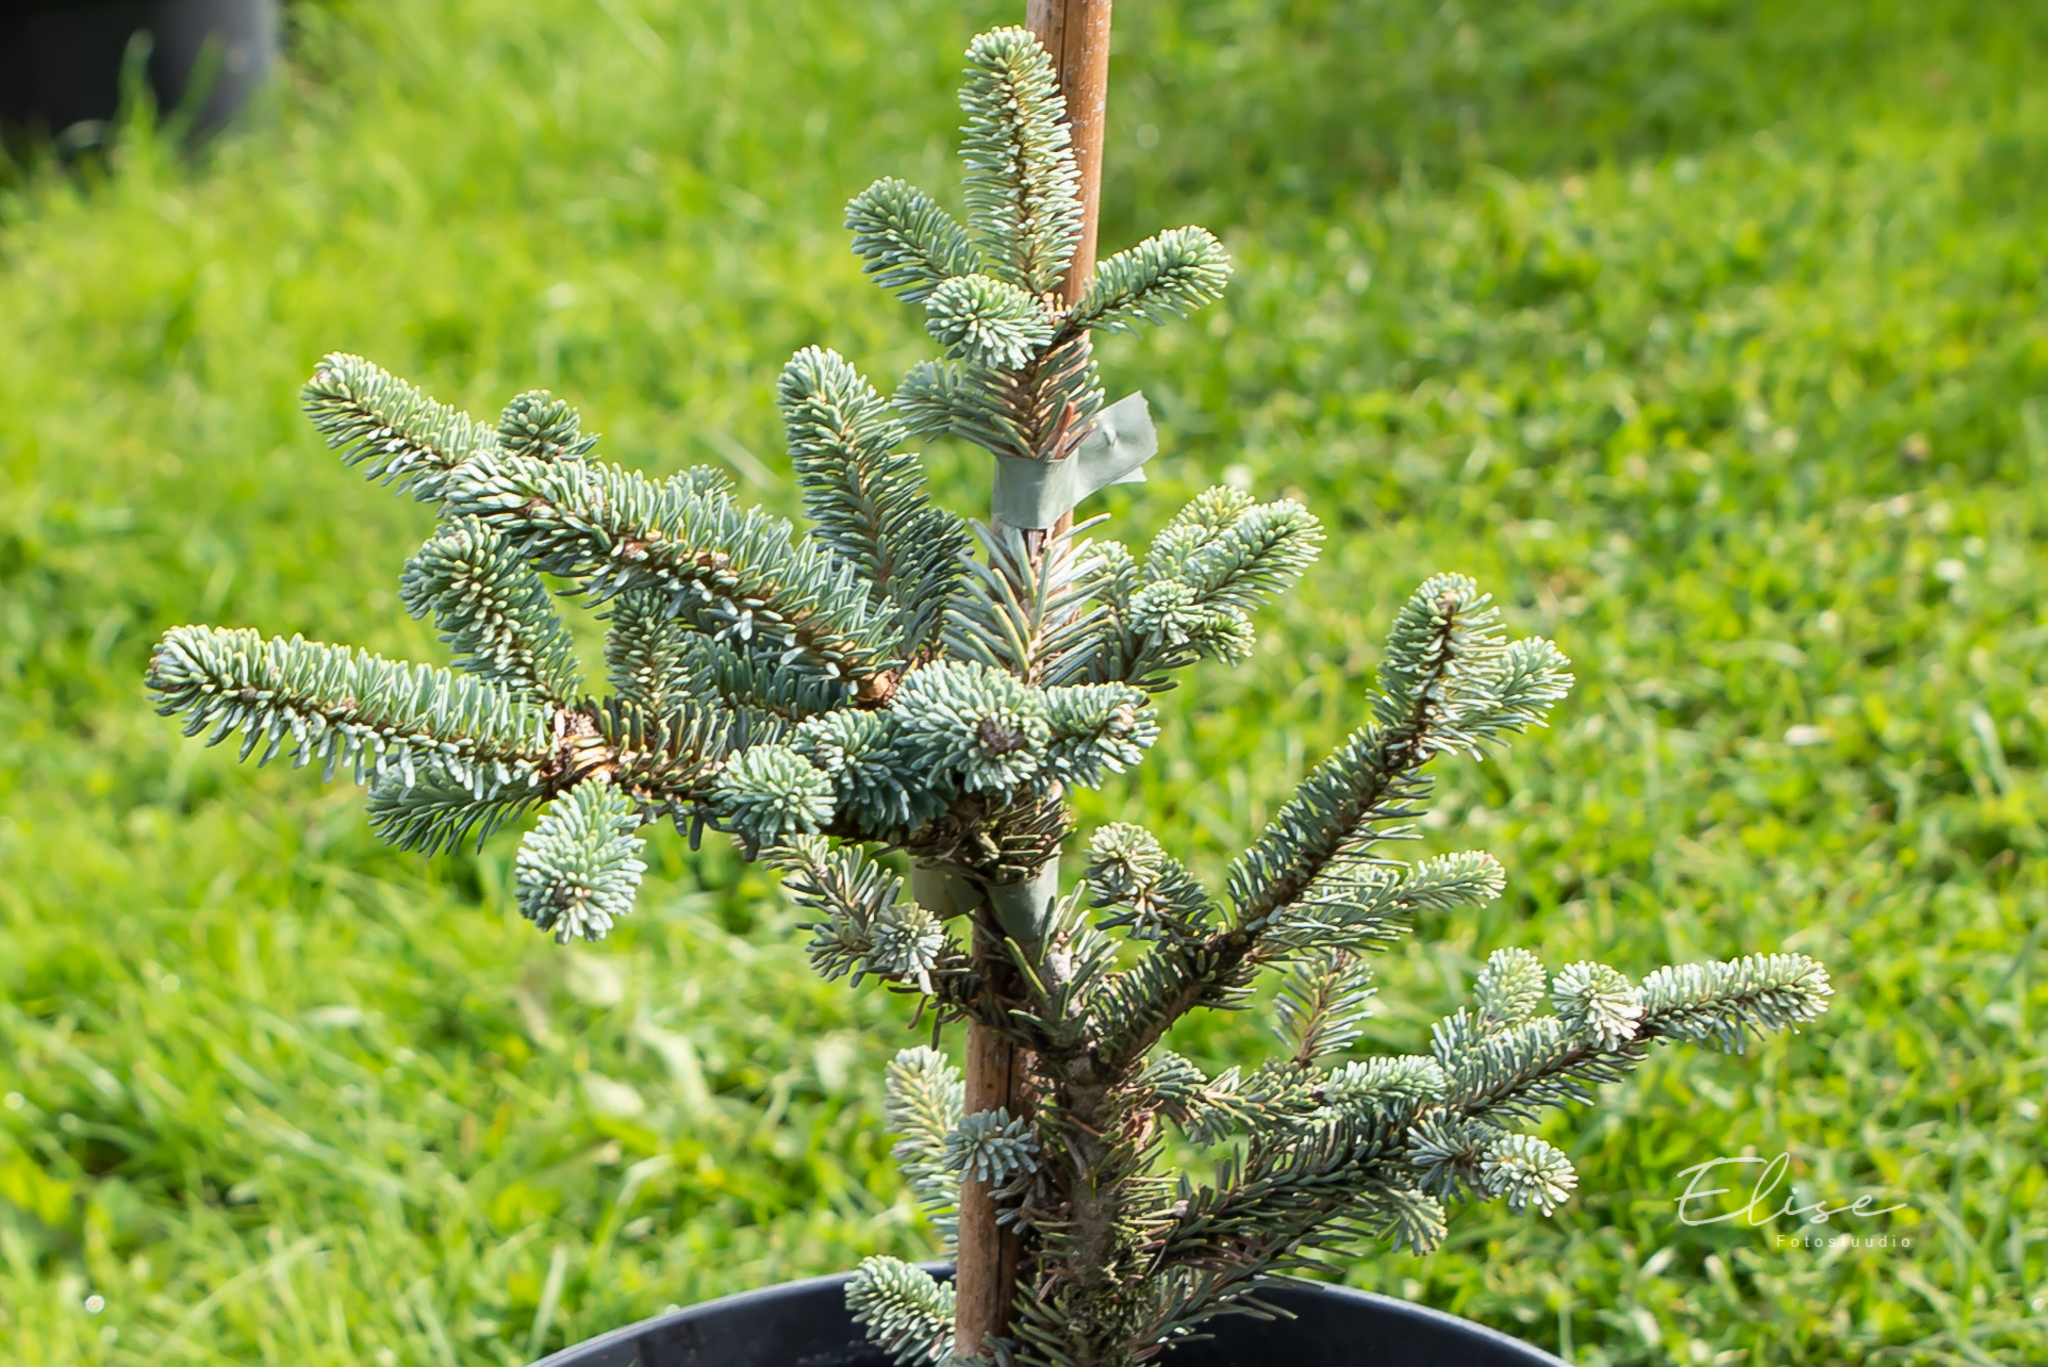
[
  {"left": 955, "top": 6, "right": 1114, "bottom": 1359},
  {"left": 1029, "top": 0, "right": 1114, "bottom": 305},
  {"left": 952, "top": 923, "right": 1030, "bottom": 1356}
]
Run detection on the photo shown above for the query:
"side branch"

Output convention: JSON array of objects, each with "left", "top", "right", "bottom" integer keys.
[
  {"left": 772, "top": 837, "right": 981, "bottom": 1011},
  {"left": 303, "top": 352, "right": 498, "bottom": 500},
  {"left": 443, "top": 448, "right": 900, "bottom": 682},
  {"left": 146, "top": 626, "right": 551, "bottom": 791},
  {"left": 1226, "top": 574, "right": 1568, "bottom": 925}
]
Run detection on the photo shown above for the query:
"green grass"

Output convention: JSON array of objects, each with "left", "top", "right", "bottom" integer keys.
[{"left": 2, "top": 0, "right": 2045, "bottom": 1362}]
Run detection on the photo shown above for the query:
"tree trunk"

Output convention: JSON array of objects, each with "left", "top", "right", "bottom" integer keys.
[{"left": 953, "top": 4, "right": 1114, "bottom": 1361}]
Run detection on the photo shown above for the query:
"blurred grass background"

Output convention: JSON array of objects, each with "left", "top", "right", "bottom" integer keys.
[{"left": 2, "top": 0, "right": 2045, "bottom": 1362}]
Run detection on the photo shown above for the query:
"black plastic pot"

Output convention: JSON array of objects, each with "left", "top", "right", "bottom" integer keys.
[
  {"left": 532, "top": 1267, "right": 1568, "bottom": 1367},
  {"left": 0, "top": 0, "right": 277, "bottom": 139}
]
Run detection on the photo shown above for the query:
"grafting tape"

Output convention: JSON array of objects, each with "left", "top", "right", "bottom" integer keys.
[
  {"left": 911, "top": 860, "right": 1062, "bottom": 943},
  {"left": 990, "top": 391, "right": 1156, "bottom": 529}
]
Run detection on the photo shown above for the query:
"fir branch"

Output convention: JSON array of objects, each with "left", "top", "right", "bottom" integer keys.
[
  {"left": 867, "top": 25, "right": 1111, "bottom": 484},
  {"left": 1142, "top": 489, "right": 1324, "bottom": 619},
  {"left": 779, "top": 347, "right": 970, "bottom": 657},
  {"left": 602, "top": 589, "right": 695, "bottom": 718},
  {"left": 1435, "top": 953, "right": 1832, "bottom": 1125},
  {"left": 891, "top": 660, "right": 1051, "bottom": 797},
  {"left": 893, "top": 338, "right": 1103, "bottom": 465},
  {"left": 514, "top": 779, "right": 647, "bottom": 943},
  {"left": 1089, "top": 489, "right": 1323, "bottom": 687},
  {"left": 1080, "top": 845, "right": 1489, "bottom": 1104},
  {"left": 146, "top": 626, "right": 551, "bottom": 791},
  {"left": 924, "top": 275, "right": 1055, "bottom": 372},
  {"left": 1125, "top": 579, "right": 1255, "bottom": 671},
  {"left": 892, "top": 360, "right": 984, "bottom": 444},
  {"left": 1372, "top": 573, "right": 1572, "bottom": 754},
  {"left": 846, "top": 176, "right": 982, "bottom": 304},
  {"left": 1140, "top": 1109, "right": 1448, "bottom": 1311},
  {"left": 1010, "top": 331, "right": 1104, "bottom": 462},
  {"left": 1406, "top": 1114, "right": 1581, "bottom": 1216},
  {"left": 958, "top": 27, "right": 1082, "bottom": 296},
  {"left": 866, "top": 898, "right": 956, "bottom": 997},
  {"left": 1638, "top": 953, "right": 1833, "bottom": 1051},
  {"left": 946, "top": 522, "right": 1110, "bottom": 686},
  {"left": 1173, "top": 1061, "right": 1326, "bottom": 1146},
  {"left": 1473, "top": 947, "right": 1548, "bottom": 1030},
  {"left": 1481, "top": 1133, "right": 1578, "bottom": 1215},
  {"left": 771, "top": 836, "right": 973, "bottom": 999},
  {"left": 1226, "top": 575, "right": 1551, "bottom": 928},
  {"left": 1322, "top": 1055, "right": 1449, "bottom": 1123},
  {"left": 1083, "top": 824, "right": 1219, "bottom": 944},
  {"left": 847, "top": 1257, "right": 956, "bottom": 1367},
  {"left": 792, "top": 708, "right": 950, "bottom": 838},
  {"left": 1089, "top": 844, "right": 1441, "bottom": 1065},
  {"left": 1551, "top": 961, "right": 1644, "bottom": 1051},
  {"left": 1465, "top": 635, "right": 1575, "bottom": 739},
  {"left": 944, "top": 1107, "right": 1040, "bottom": 1186},
  {"left": 973, "top": 582, "right": 1543, "bottom": 1102},
  {"left": 1086, "top": 933, "right": 1259, "bottom": 1072},
  {"left": 591, "top": 694, "right": 756, "bottom": 809},
  {"left": 401, "top": 516, "right": 584, "bottom": 704},
  {"left": 496, "top": 389, "right": 597, "bottom": 462},
  {"left": 1071, "top": 827, "right": 1287, "bottom": 1074},
  {"left": 1070, "top": 227, "right": 1232, "bottom": 335},
  {"left": 1404, "top": 1111, "right": 1505, "bottom": 1199},
  {"left": 1434, "top": 1012, "right": 1638, "bottom": 1123},
  {"left": 1259, "top": 851, "right": 1504, "bottom": 955},
  {"left": 885, "top": 1047, "right": 965, "bottom": 1244},
  {"left": 710, "top": 745, "right": 836, "bottom": 851},
  {"left": 301, "top": 352, "right": 496, "bottom": 501},
  {"left": 366, "top": 763, "right": 543, "bottom": 855},
  {"left": 1275, "top": 950, "right": 1376, "bottom": 1068},
  {"left": 1041, "top": 682, "right": 1157, "bottom": 789},
  {"left": 441, "top": 446, "right": 899, "bottom": 683},
  {"left": 679, "top": 633, "right": 852, "bottom": 723},
  {"left": 1129, "top": 1051, "right": 1209, "bottom": 1128}
]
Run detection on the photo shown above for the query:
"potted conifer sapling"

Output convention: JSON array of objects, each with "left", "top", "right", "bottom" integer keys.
[{"left": 144, "top": 23, "right": 1832, "bottom": 1367}]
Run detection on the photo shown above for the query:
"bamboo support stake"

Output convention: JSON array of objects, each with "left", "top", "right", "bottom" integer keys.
[
  {"left": 954, "top": 5, "right": 1115, "bottom": 1360},
  {"left": 1028, "top": 0, "right": 1115, "bottom": 304},
  {"left": 951, "top": 936, "right": 1030, "bottom": 1355}
]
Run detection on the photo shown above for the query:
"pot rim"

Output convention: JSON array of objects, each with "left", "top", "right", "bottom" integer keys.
[{"left": 529, "top": 1264, "right": 1569, "bottom": 1367}]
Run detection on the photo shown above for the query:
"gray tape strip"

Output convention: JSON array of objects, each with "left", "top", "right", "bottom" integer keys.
[
  {"left": 981, "top": 862, "right": 1062, "bottom": 942},
  {"left": 910, "top": 861, "right": 1061, "bottom": 943},
  {"left": 990, "top": 391, "right": 1157, "bottom": 529},
  {"left": 910, "top": 864, "right": 983, "bottom": 920}
]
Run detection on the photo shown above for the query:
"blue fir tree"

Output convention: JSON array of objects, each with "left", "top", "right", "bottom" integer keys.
[{"left": 146, "top": 28, "right": 1831, "bottom": 1367}]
